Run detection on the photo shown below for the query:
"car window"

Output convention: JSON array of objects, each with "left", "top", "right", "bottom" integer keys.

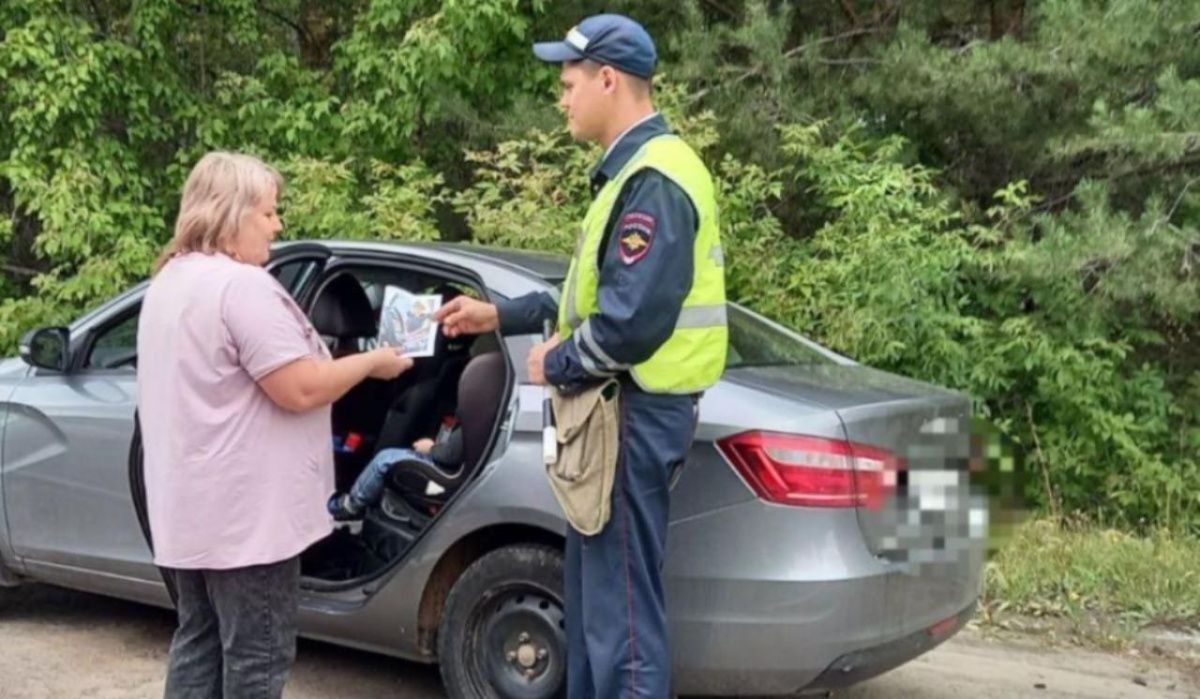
[
  {"left": 70, "top": 281, "right": 148, "bottom": 333},
  {"left": 270, "top": 259, "right": 318, "bottom": 299},
  {"left": 86, "top": 312, "right": 139, "bottom": 370},
  {"left": 547, "top": 284, "right": 832, "bottom": 368},
  {"left": 726, "top": 304, "right": 834, "bottom": 368}
]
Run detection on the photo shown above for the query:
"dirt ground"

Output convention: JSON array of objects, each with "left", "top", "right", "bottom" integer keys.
[{"left": 0, "top": 584, "right": 1196, "bottom": 698}]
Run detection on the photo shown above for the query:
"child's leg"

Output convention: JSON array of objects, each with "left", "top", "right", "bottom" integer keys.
[{"left": 348, "top": 448, "right": 424, "bottom": 509}]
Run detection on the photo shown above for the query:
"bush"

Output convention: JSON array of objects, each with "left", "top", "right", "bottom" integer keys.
[
  {"left": 456, "top": 113, "right": 1200, "bottom": 532},
  {"left": 1, "top": 0, "right": 1196, "bottom": 531}
]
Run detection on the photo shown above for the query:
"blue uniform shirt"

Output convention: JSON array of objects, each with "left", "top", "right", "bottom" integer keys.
[{"left": 494, "top": 113, "right": 698, "bottom": 393}]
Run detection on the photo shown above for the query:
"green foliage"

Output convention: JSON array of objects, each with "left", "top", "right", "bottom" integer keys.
[
  {"left": 335, "top": 0, "right": 545, "bottom": 162},
  {"left": 983, "top": 518, "right": 1200, "bottom": 639},
  {"left": 456, "top": 111, "right": 1200, "bottom": 531},
  {"left": 0, "top": 0, "right": 1197, "bottom": 531},
  {"left": 279, "top": 158, "right": 444, "bottom": 241},
  {"left": 454, "top": 129, "right": 594, "bottom": 252}
]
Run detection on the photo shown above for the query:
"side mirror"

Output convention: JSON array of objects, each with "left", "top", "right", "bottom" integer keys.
[{"left": 19, "top": 326, "right": 71, "bottom": 372}]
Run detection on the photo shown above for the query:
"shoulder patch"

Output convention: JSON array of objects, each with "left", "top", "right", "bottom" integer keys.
[{"left": 617, "top": 212, "right": 656, "bottom": 265}]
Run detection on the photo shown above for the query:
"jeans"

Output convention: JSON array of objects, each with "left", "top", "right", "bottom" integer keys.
[
  {"left": 162, "top": 556, "right": 300, "bottom": 699},
  {"left": 564, "top": 388, "right": 698, "bottom": 699},
  {"left": 348, "top": 447, "right": 433, "bottom": 509}
]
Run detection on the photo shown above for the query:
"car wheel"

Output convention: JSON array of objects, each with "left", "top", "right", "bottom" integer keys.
[{"left": 438, "top": 544, "right": 566, "bottom": 699}]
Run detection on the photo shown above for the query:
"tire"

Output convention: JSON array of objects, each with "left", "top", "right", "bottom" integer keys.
[{"left": 438, "top": 544, "right": 566, "bottom": 699}]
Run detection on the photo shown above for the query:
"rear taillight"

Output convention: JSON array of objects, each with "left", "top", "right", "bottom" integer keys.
[{"left": 715, "top": 431, "right": 898, "bottom": 508}]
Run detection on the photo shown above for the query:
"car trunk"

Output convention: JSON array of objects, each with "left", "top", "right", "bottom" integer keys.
[{"left": 723, "top": 363, "right": 985, "bottom": 638}]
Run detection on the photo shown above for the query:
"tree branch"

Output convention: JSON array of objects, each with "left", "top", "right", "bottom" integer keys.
[
  {"left": 815, "top": 57, "right": 881, "bottom": 66},
  {"left": 1150, "top": 176, "right": 1198, "bottom": 240},
  {"left": 1034, "top": 150, "right": 1200, "bottom": 199},
  {"left": 1009, "top": 0, "right": 1027, "bottom": 38},
  {"left": 1006, "top": 153, "right": 1200, "bottom": 225},
  {"left": 87, "top": 0, "right": 109, "bottom": 34},
  {"left": 1025, "top": 402, "right": 1061, "bottom": 522},
  {"left": 689, "top": 26, "right": 883, "bottom": 103},
  {"left": 258, "top": 3, "right": 314, "bottom": 47},
  {"left": 837, "top": 0, "right": 862, "bottom": 28},
  {"left": 1, "top": 263, "right": 42, "bottom": 279},
  {"left": 174, "top": 0, "right": 203, "bottom": 14},
  {"left": 782, "top": 26, "right": 882, "bottom": 60},
  {"left": 700, "top": 0, "right": 738, "bottom": 20},
  {"left": 1028, "top": 191, "right": 1077, "bottom": 215},
  {"left": 870, "top": 0, "right": 903, "bottom": 29},
  {"left": 1165, "top": 177, "right": 1198, "bottom": 221}
]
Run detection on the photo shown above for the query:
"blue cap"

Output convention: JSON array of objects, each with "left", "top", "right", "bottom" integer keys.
[{"left": 533, "top": 14, "right": 657, "bottom": 80}]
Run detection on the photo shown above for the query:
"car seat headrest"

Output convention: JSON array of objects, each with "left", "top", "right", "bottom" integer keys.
[{"left": 311, "top": 274, "right": 377, "bottom": 339}]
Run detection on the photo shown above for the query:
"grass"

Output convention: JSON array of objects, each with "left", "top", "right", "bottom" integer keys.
[{"left": 979, "top": 518, "right": 1200, "bottom": 647}]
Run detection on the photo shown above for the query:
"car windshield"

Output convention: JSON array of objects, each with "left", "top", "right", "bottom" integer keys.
[{"left": 725, "top": 303, "right": 835, "bottom": 368}]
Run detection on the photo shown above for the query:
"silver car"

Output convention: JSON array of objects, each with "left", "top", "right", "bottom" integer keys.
[{"left": 0, "top": 240, "right": 985, "bottom": 697}]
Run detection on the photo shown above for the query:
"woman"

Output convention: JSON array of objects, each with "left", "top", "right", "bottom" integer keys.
[{"left": 136, "top": 152, "right": 412, "bottom": 698}]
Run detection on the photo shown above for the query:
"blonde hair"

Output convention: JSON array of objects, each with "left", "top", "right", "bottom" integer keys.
[{"left": 154, "top": 151, "right": 284, "bottom": 273}]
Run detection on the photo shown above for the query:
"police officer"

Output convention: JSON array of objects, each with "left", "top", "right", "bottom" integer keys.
[{"left": 436, "top": 14, "right": 726, "bottom": 698}]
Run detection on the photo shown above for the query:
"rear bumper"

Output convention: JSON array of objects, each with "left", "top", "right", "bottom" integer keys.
[
  {"left": 801, "top": 600, "right": 975, "bottom": 693},
  {"left": 665, "top": 496, "right": 983, "bottom": 695},
  {"left": 670, "top": 591, "right": 976, "bottom": 696}
]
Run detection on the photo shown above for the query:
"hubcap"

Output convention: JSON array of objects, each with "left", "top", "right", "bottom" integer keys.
[{"left": 469, "top": 587, "right": 566, "bottom": 699}]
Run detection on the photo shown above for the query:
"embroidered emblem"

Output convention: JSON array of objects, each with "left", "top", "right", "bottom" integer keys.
[{"left": 617, "top": 212, "right": 656, "bottom": 265}]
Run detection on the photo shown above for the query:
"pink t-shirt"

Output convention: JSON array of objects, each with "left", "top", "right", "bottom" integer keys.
[{"left": 136, "top": 252, "right": 334, "bottom": 569}]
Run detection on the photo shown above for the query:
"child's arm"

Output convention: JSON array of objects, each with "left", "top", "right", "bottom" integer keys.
[{"left": 428, "top": 426, "right": 465, "bottom": 468}]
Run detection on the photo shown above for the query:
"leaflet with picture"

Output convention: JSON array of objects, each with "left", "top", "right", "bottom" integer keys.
[{"left": 378, "top": 286, "right": 442, "bottom": 358}]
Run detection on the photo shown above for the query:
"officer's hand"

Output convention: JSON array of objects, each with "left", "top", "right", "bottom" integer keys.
[
  {"left": 527, "top": 334, "right": 560, "bottom": 386},
  {"left": 435, "top": 297, "right": 499, "bottom": 338}
]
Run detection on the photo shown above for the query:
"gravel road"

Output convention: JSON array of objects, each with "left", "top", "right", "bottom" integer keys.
[{"left": 0, "top": 584, "right": 1195, "bottom": 698}]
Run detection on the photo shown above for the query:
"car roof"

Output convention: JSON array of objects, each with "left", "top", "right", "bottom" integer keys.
[{"left": 292, "top": 240, "right": 569, "bottom": 284}]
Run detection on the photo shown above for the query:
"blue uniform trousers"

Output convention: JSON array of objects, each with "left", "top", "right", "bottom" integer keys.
[{"left": 564, "top": 386, "right": 697, "bottom": 699}]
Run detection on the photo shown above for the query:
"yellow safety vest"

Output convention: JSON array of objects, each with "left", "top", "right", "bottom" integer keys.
[{"left": 557, "top": 134, "right": 727, "bottom": 394}]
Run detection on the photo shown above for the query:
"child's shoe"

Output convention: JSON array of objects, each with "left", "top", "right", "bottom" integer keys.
[{"left": 327, "top": 493, "right": 364, "bottom": 521}]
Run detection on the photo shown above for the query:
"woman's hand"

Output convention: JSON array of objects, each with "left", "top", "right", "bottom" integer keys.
[
  {"left": 259, "top": 347, "right": 412, "bottom": 412},
  {"left": 367, "top": 346, "right": 413, "bottom": 380},
  {"left": 413, "top": 438, "right": 435, "bottom": 454}
]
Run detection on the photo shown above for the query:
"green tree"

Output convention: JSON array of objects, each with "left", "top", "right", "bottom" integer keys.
[{"left": 1, "top": 0, "right": 1196, "bottom": 529}]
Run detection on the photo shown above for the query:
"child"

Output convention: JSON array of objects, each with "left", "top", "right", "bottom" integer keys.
[{"left": 328, "top": 417, "right": 463, "bottom": 520}]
